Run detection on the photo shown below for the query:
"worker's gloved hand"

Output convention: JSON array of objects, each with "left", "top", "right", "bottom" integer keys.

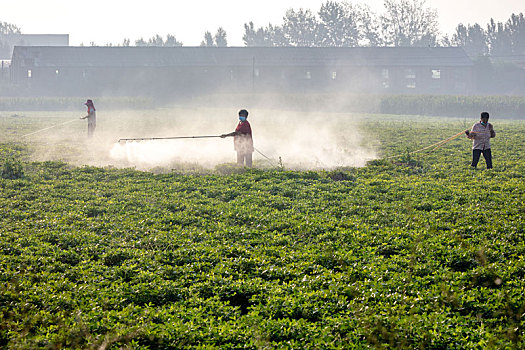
[{"left": 464, "top": 130, "right": 470, "bottom": 136}]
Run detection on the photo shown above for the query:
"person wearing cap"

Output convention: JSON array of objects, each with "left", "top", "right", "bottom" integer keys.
[
  {"left": 80, "top": 99, "right": 96, "bottom": 137},
  {"left": 221, "top": 109, "right": 254, "bottom": 167},
  {"left": 465, "top": 112, "right": 496, "bottom": 169}
]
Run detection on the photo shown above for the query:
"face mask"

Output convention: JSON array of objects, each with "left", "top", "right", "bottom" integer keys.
[
  {"left": 481, "top": 121, "right": 487, "bottom": 126},
  {"left": 239, "top": 116, "right": 246, "bottom": 122}
]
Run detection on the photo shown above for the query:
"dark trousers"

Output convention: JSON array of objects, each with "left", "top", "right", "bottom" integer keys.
[
  {"left": 237, "top": 152, "right": 252, "bottom": 167},
  {"left": 472, "top": 149, "right": 492, "bottom": 169}
]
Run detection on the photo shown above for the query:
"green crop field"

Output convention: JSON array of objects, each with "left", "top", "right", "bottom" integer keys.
[{"left": 1, "top": 108, "right": 524, "bottom": 349}]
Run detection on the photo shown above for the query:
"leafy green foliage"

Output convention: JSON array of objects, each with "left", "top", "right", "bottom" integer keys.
[
  {"left": 0, "top": 115, "right": 524, "bottom": 348},
  {"left": 1, "top": 156, "right": 24, "bottom": 179}
]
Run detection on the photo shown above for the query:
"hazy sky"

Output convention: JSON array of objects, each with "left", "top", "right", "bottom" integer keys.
[{"left": 3, "top": 0, "right": 524, "bottom": 46}]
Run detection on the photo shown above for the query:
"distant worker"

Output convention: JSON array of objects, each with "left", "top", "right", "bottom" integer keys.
[
  {"left": 80, "top": 99, "right": 96, "bottom": 137},
  {"left": 221, "top": 109, "right": 254, "bottom": 167},
  {"left": 465, "top": 111, "right": 496, "bottom": 169}
]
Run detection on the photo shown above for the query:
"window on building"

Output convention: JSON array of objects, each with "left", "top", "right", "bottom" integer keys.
[
  {"left": 254, "top": 68, "right": 260, "bottom": 78},
  {"left": 382, "top": 68, "right": 390, "bottom": 89},
  {"left": 331, "top": 71, "right": 337, "bottom": 80},
  {"left": 27, "top": 69, "right": 32, "bottom": 78},
  {"left": 55, "top": 69, "right": 59, "bottom": 75},
  {"left": 305, "top": 71, "right": 311, "bottom": 79},
  {"left": 432, "top": 69, "right": 441, "bottom": 79},
  {"left": 405, "top": 68, "right": 416, "bottom": 88}
]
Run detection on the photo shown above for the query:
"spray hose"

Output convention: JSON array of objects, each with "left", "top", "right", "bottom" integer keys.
[
  {"left": 385, "top": 130, "right": 466, "bottom": 160},
  {"left": 21, "top": 119, "right": 78, "bottom": 138},
  {"left": 254, "top": 147, "right": 282, "bottom": 167}
]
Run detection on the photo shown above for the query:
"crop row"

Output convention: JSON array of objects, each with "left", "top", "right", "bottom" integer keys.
[{"left": 2, "top": 94, "right": 525, "bottom": 118}]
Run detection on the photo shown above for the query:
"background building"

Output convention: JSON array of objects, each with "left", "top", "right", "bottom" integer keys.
[{"left": 10, "top": 46, "right": 474, "bottom": 98}]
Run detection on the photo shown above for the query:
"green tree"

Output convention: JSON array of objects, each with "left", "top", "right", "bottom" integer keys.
[
  {"left": 201, "top": 31, "right": 214, "bottom": 46},
  {"left": 357, "top": 4, "right": 383, "bottom": 46},
  {"left": 0, "top": 21, "right": 22, "bottom": 58},
  {"left": 317, "top": 1, "right": 361, "bottom": 47},
  {"left": 505, "top": 13, "right": 525, "bottom": 54},
  {"left": 0, "top": 21, "right": 21, "bottom": 35},
  {"left": 380, "top": 0, "right": 440, "bottom": 46},
  {"left": 200, "top": 28, "right": 227, "bottom": 47},
  {"left": 243, "top": 22, "right": 285, "bottom": 47},
  {"left": 487, "top": 19, "right": 512, "bottom": 57},
  {"left": 164, "top": 34, "right": 183, "bottom": 47},
  {"left": 282, "top": 8, "right": 319, "bottom": 46},
  {"left": 148, "top": 34, "right": 164, "bottom": 46},
  {"left": 135, "top": 34, "right": 182, "bottom": 47},
  {"left": 135, "top": 38, "right": 147, "bottom": 46},
  {"left": 215, "top": 27, "right": 228, "bottom": 47},
  {"left": 452, "top": 23, "right": 488, "bottom": 57},
  {"left": 243, "top": 22, "right": 271, "bottom": 46}
]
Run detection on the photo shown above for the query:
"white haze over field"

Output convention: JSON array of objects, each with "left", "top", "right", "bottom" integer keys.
[
  {"left": 11, "top": 107, "right": 374, "bottom": 171},
  {"left": 106, "top": 107, "right": 376, "bottom": 170},
  {"left": 8, "top": 107, "right": 376, "bottom": 171}
]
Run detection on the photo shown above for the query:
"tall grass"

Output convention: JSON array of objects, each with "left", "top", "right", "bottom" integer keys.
[
  {"left": 190, "top": 93, "right": 525, "bottom": 118},
  {"left": 1, "top": 94, "right": 524, "bottom": 118},
  {"left": 0, "top": 96, "right": 155, "bottom": 111}
]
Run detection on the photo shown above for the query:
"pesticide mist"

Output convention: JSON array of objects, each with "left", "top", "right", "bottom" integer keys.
[
  {"left": 4, "top": 107, "right": 376, "bottom": 171},
  {"left": 108, "top": 107, "right": 376, "bottom": 170}
]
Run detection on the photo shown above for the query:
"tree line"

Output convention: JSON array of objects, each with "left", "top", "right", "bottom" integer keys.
[
  {"left": 0, "top": 21, "right": 21, "bottom": 58},
  {"left": 1, "top": 0, "right": 524, "bottom": 58},
  {"left": 240, "top": 0, "right": 524, "bottom": 58}
]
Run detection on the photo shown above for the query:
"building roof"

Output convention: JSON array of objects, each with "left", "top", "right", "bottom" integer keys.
[
  {"left": 11, "top": 46, "right": 473, "bottom": 68},
  {"left": 1, "top": 34, "right": 69, "bottom": 60},
  {"left": 4, "top": 34, "right": 69, "bottom": 46}
]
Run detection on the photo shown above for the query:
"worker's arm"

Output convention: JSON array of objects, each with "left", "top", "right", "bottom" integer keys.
[
  {"left": 465, "top": 129, "right": 477, "bottom": 139},
  {"left": 220, "top": 131, "right": 237, "bottom": 138},
  {"left": 489, "top": 124, "right": 496, "bottom": 138}
]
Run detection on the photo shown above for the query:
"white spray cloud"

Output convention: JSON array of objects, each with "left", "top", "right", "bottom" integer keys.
[
  {"left": 110, "top": 138, "right": 232, "bottom": 169},
  {"left": 18, "top": 107, "right": 377, "bottom": 171},
  {"left": 108, "top": 108, "right": 376, "bottom": 170}
]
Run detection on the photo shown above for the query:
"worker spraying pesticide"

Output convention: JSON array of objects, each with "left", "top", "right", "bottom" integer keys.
[
  {"left": 80, "top": 99, "right": 96, "bottom": 138},
  {"left": 221, "top": 109, "right": 254, "bottom": 167},
  {"left": 465, "top": 112, "right": 496, "bottom": 169},
  {"left": 115, "top": 109, "right": 262, "bottom": 168}
]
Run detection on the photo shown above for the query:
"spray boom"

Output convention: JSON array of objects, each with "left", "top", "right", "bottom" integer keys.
[{"left": 118, "top": 135, "right": 222, "bottom": 143}]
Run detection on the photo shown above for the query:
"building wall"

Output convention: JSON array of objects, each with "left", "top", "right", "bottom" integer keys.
[{"left": 9, "top": 48, "right": 475, "bottom": 97}]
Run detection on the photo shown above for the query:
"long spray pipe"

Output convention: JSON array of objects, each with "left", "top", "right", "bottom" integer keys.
[{"left": 118, "top": 135, "right": 223, "bottom": 143}]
